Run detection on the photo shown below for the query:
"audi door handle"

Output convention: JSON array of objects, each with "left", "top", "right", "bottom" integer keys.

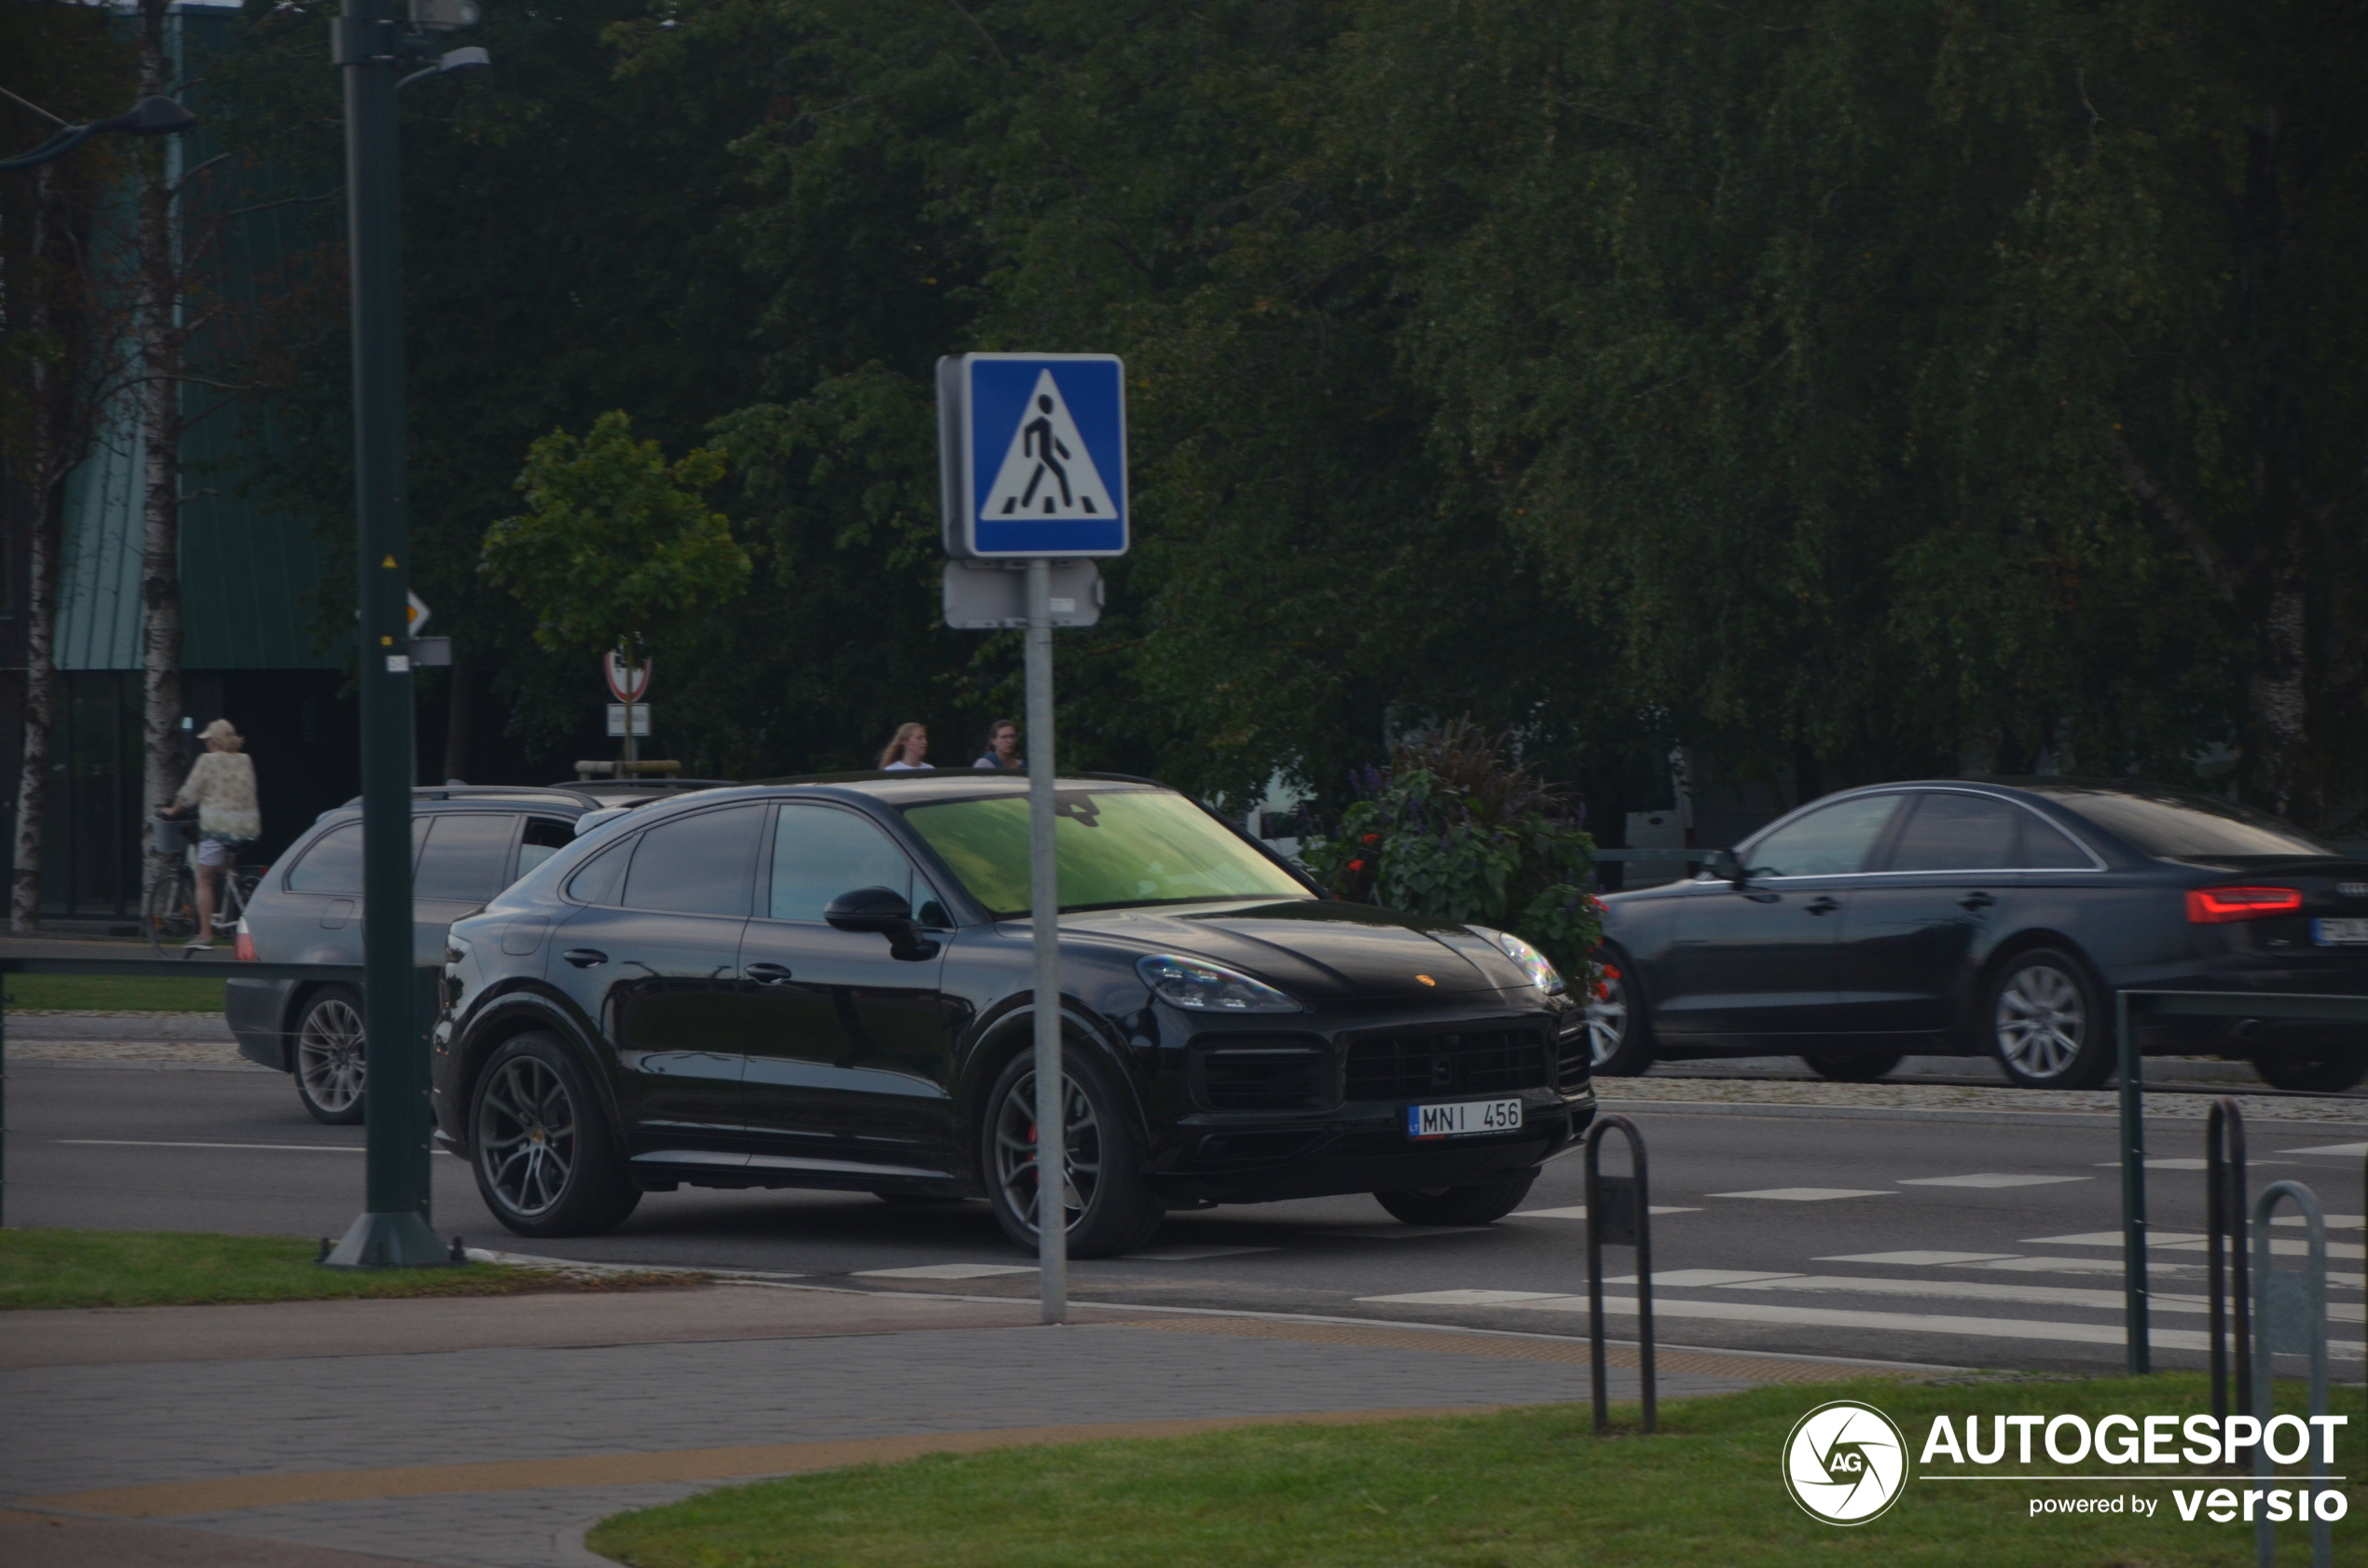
[
  {"left": 745, "top": 962, "right": 794, "bottom": 984},
  {"left": 1804, "top": 897, "right": 1839, "bottom": 915},
  {"left": 561, "top": 948, "right": 609, "bottom": 968},
  {"left": 1959, "top": 891, "right": 1996, "bottom": 911}
]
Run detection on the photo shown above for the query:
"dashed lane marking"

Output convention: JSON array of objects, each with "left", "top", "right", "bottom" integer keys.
[
  {"left": 1124, "top": 1247, "right": 1281, "bottom": 1262},
  {"left": 2281, "top": 1141, "right": 2368, "bottom": 1158},
  {"left": 2094, "top": 1158, "right": 2296, "bottom": 1170},
  {"left": 1601, "top": 1270, "right": 1803, "bottom": 1287},
  {"left": 2027, "top": 1229, "right": 2364, "bottom": 1261},
  {"left": 1509, "top": 1204, "right": 1701, "bottom": 1220},
  {"left": 2270, "top": 1213, "right": 2364, "bottom": 1230},
  {"left": 853, "top": 1264, "right": 1037, "bottom": 1280},
  {"left": 1707, "top": 1188, "right": 1894, "bottom": 1202},
  {"left": 1896, "top": 1174, "right": 2091, "bottom": 1188},
  {"left": 1817, "top": 1251, "right": 2019, "bottom": 1266},
  {"left": 1356, "top": 1289, "right": 1573, "bottom": 1306}
]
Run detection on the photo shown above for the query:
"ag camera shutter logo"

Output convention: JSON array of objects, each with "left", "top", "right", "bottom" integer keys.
[{"left": 1783, "top": 1400, "right": 1910, "bottom": 1524}]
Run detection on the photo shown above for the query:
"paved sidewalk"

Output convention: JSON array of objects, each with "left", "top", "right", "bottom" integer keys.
[{"left": 0, "top": 1282, "right": 1876, "bottom": 1568}]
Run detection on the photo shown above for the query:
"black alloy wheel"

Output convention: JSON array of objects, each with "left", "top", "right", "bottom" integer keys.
[
  {"left": 1585, "top": 957, "right": 1656, "bottom": 1076},
  {"left": 1987, "top": 948, "right": 2114, "bottom": 1090},
  {"left": 469, "top": 1033, "right": 640, "bottom": 1238},
  {"left": 2250, "top": 1039, "right": 2368, "bottom": 1093},
  {"left": 293, "top": 985, "right": 367, "bottom": 1124},
  {"left": 983, "top": 1048, "right": 1163, "bottom": 1259},
  {"left": 1801, "top": 1050, "right": 1906, "bottom": 1083},
  {"left": 1372, "top": 1173, "right": 1537, "bottom": 1227}
]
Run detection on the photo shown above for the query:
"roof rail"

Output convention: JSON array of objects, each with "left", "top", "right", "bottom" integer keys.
[{"left": 337, "top": 783, "right": 603, "bottom": 809}]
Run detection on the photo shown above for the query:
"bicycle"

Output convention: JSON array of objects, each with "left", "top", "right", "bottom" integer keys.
[{"left": 145, "top": 815, "right": 260, "bottom": 956}]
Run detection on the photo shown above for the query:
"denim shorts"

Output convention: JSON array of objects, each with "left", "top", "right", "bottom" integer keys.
[{"left": 194, "top": 836, "right": 246, "bottom": 869}]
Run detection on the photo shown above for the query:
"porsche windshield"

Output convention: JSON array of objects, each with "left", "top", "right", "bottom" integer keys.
[{"left": 902, "top": 789, "right": 1310, "bottom": 915}]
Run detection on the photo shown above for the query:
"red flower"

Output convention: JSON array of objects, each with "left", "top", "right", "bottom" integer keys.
[
  {"left": 1601, "top": 964, "right": 1621, "bottom": 980},
  {"left": 1361, "top": 832, "right": 1381, "bottom": 846},
  {"left": 1346, "top": 859, "right": 1366, "bottom": 873}
]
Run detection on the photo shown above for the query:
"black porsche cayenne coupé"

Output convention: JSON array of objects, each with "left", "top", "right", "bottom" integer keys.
[
  {"left": 1588, "top": 778, "right": 2368, "bottom": 1093},
  {"left": 434, "top": 774, "right": 1595, "bottom": 1255}
]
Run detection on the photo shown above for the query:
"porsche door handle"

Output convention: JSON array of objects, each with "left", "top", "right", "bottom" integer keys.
[
  {"left": 1959, "top": 891, "right": 1996, "bottom": 911},
  {"left": 561, "top": 948, "right": 608, "bottom": 968},
  {"left": 1803, "top": 897, "right": 1839, "bottom": 915},
  {"left": 745, "top": 962, "right": 794, "bottom": 984}
]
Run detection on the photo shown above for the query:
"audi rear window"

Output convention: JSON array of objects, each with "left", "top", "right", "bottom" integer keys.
[{"left": 2045, "top": 789, "right": 2332, "bottom": 860}]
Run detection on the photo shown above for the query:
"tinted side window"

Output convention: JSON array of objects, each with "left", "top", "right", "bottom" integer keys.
[
  {"left": 1747, "top": 795, "right": 1904, "bottom": 878},
  {"left": 515, "top": 818, "right": 574, "bottom": 882},
  {"left": 2016, "top": 812, "right": 2092, "bottom": 870},
  {"left": 285, "top": 822, "right": 364, "bottom": 894},
  {"left": 622, "top": 806, "right": 763, "bottom": 916},
  {"left": 1884, "top": 794, "right": 2017, "bottom": 873},
  {"left": 415, "top": 813, "right": 518, "bottom": 901},
  {"left": 768, "top": 807, "right": 914, "bottom": 922},
  {"left": 565, "top": 838, "right": 631, "bottom": 905}
]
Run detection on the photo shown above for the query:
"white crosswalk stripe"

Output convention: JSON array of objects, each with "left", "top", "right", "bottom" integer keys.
[
  {"left": 1897, "top": 1174, "right": 2091, "bottom": 1189},
  {"left": 1708, "top": 1187, "right": 1893, "bottom": 1202}
]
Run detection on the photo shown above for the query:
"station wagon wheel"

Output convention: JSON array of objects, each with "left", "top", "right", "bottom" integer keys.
[
  {"left": 984, "top": 1049, "right": 1162, "bottom": 1259},
  {"left": 1585, "top": 956, "right": 1655, "bottom": 1076},
  {"left": 1987, "top": 949, "right": 2113, "bottom": 1090},
  {"left": 293, "top": 986, "right": 366, "bottom": 1124},
  {"left": 468, "top": 1033, "right": 640, "bottom": 1238}
]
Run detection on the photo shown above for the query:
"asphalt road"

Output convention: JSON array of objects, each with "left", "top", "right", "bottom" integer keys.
[{"left": 11, "top": 1057, "right": 2363, "bottom": 1379}]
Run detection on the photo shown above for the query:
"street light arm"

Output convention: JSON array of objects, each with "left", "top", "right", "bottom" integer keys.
[
  {"left": 0, "top": 124, "right": 95, "bottom": 172},
  {"left": 0, "top": 97, "right": 196, "bottom": 173}
]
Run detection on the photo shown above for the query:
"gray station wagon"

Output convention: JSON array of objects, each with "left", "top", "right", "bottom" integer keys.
[{"left": 227, "top": 781, "right": 722, "bottom": 1121}]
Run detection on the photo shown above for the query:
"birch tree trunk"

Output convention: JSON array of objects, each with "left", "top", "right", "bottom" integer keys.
[
  {"left": 10, "top": 166, "right": 68, "bottom": 933},
  {"left": 134, "top": 0, "right": 185, "bottom": 917}
]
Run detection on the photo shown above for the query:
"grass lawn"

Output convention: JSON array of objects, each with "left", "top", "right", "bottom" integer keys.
[
  {"left": 588, "top": 1373, "right": 2365, "bottom": 1568},
  {"left": 0, "top": 1230, "right": 706, "bottom": 1310},
  {"left": 4, "top": 973, "right": 227, "bottom": 1012}
]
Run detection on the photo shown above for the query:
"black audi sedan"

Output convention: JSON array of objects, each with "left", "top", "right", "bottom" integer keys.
[
  {"left": 1589, "top": 778, "right": 2368, "bottom": 1093},
  {"left": 434, "top": 774, "right": 1594, "bottom": 1256}
]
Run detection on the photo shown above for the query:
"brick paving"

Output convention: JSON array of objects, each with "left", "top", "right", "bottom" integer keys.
[{"left": 1, "top": 1286, "right": 1808, "bottom": 1568}]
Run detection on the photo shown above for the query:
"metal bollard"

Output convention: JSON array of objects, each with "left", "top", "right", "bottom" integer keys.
[
  {"left": 2251, "top": 1180, "right": 2332, "bottom": 1568},
  {"left": 1585, "top": 1114, "right": 1655, "bottom": 1436},
  {"left": 2206, "top": 1098, "right": 2252, "bottom": 1429}
]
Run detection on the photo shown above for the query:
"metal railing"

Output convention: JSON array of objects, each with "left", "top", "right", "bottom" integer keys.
[
  {"left": 1585, "top": 1113, "right": 1656, "bottom": 1434},
  {"left": 2113, "top": 989, "right": 2368, "bottom": 1373}
]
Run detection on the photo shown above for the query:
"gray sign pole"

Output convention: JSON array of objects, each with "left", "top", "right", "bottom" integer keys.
[{"left": 1026, "top": 557, "right": 1067, "bottom": 1323}]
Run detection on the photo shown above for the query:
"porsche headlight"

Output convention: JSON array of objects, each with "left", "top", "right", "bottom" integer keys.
[
  {"left": 1136, "top": 955, "right": 1303, "bottom": 1013},
  {"left": 1472, "top": 927, "right": 1565, "bottom": 996}
]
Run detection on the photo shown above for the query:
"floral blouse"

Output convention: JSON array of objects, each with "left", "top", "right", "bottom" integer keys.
[{"left": 174, "top": 751, "right": 261, "bottom": 842}]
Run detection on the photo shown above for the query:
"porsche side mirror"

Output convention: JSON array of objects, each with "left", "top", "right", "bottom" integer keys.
[
  {"left": 1708, "top": 849, "right": 1747, "bottom": 888},
  {"left": 824, "top": 886, "right": 939, "bottom": 960}
]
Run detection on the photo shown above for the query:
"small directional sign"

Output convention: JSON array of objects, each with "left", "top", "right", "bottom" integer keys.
[
  {"left": 939, "top": 353, "right": 1127, "bottom": 558},
  {"left": 406, "top": 591, "right": 432, "bottom": 635},
  {"left": 943, "top": 559, "right": 1104, "bottom": 628}
]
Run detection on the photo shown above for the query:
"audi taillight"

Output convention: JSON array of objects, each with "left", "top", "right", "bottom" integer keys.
[{"left": 2185, "top": 887, "right": 2303, "bottom": 924}]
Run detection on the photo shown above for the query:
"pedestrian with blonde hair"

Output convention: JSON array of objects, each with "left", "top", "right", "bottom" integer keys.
[
  {"left": 877, "top": 722, "right": 932, "bottom": 770},
  {"left": 159, "top": 719, "right": 260, "bottom": 948}
]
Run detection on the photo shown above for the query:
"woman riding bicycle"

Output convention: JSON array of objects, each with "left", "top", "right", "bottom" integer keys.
[{"left": 159, "top": 719, "right": 260, "bottom": 949}]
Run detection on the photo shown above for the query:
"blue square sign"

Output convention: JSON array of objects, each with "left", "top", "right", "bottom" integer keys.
[{"left": 939, "top": 353, "right": 1128, "bottom": 558}]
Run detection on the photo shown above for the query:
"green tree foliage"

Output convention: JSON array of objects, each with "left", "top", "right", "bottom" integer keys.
[
  {"left": 1303, "top": 722, "right": 1603, "bottom": 976},
  {"left": 197, "top": 0, "right": 2368, "bottom": 832},
  {"left": 480, "top": 411, "right": 750, "bottom": 670}
]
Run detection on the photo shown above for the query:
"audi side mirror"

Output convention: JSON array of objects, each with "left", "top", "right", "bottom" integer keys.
[
  {"left": 824, "top": 887, "right": 939, "bottom": 960},
  {"left": 1708, "top": 849, "right": 1747, "bottom": 888}
]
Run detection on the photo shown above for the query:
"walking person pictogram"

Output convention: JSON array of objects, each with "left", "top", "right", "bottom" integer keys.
[
  {"left": 978, "top": 369, "right": 1113, "bottom": 521},
  {"left": 1012, "top": 394, "right": 1081, "bottom": 514}
]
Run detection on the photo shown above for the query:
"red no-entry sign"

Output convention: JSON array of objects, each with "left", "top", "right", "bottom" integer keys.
[{"left": 602, "top": 650, "right": 651, "bottom": 704}]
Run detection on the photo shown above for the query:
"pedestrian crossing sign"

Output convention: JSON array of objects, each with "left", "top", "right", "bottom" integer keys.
[{"left": 939, "top": 352, "right": 1128, "bottom": 557}]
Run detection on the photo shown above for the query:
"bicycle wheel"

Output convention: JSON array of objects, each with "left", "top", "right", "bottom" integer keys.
[{"left": 145, "top": 871, "right": 199, "bottom": 954}]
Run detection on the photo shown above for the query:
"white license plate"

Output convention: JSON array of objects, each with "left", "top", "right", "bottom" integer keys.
[
  {"left": 1405, "top": 1098, "right": 1524, "bottom": 1139},
  {"left": 2314, "top": 918, "right": 2368, "bottom": 944}
]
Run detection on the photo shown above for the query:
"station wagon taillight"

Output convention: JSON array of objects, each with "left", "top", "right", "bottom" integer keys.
[
  {"left": 2185, "top": 887, "right": 2303, "bottom": 924},
  {"left": 234, "top": 917, "right": 257, "bottom": 961}
]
